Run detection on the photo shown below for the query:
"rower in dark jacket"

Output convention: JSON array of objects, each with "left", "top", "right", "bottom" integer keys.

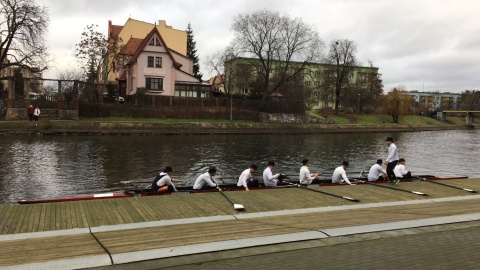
[{"left": 151, "top": 166, "right": 177, "bottom": 193}]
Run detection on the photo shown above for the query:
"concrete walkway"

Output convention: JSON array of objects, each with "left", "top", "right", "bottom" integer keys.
[{"left": 154, "top": 222, "right": 480, "bottom": 270}]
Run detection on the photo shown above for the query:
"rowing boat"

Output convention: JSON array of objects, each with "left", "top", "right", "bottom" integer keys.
[
  {"left": 16, "top": 183, "right": 298, "bottom": 204},
  {"left": 16, "top": 174, "right": 469, "bottom": 204}
]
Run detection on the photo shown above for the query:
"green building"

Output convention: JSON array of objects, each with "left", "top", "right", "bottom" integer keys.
[{"left": 224, "top": 57, "right": 382, "bottom": 111}]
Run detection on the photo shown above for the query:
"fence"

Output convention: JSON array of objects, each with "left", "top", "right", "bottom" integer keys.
[{"left": 80, "top": 96, "right": 304, "bottom": 120}]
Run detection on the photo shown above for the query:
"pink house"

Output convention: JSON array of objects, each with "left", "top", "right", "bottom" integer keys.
[{"left": 115, "top": 26, "right": 210, "bottom": 98}]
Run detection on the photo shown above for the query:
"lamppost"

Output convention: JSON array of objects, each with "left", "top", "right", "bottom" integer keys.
[
  {"left": 413, "top": 96, "right": 417, "bottom": 118},
  {"left": 357, "top": 93, "right": 361, "bottom": 115}
]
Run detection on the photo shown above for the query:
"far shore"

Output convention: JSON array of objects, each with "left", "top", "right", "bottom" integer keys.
[{"left": 0, "top": 118, "right": 474, "bottom": 135}]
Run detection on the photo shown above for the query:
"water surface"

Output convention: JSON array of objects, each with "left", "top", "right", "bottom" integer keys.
[{"left": 0, "top": 129, "right": 478, "bottom": 204}]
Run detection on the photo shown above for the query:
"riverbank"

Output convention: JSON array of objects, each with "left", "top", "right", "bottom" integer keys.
[{"left": 0, "top": 118, "right": 474, "bottom": 135}]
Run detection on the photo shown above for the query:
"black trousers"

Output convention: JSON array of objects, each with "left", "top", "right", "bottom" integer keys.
[
  {"left": 387, "top": 160, "right": 398, "bottom": 180},
  {"left": 399, "top": 171, "right": 412, "bottom": 179}
]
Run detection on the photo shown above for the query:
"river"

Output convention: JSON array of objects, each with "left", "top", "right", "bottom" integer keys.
[{"left": 0, "top": 129, "right": 479, "bottom": 204}]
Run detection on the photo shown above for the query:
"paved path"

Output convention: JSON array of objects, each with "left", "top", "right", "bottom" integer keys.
[{"left": 162, "top": 224, "right": 480, "bottom": 270}]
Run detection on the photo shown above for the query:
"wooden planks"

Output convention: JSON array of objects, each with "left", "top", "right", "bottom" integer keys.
[
  {"left": 0, "top": 234, "right": 106, "bottom": 267},
  {"left": 0, "top": 178, "right": 478, "bottom": 235}
]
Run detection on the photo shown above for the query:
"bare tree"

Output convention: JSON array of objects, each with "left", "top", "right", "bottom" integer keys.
[
  {"left": 230, "top": 9, "right": 323, "bottom": 99},
  {"left": 205, "top": 44, "right": 239, "bottom": 94},
  {"left": 459, "top": 90, "right": 480, "bottom": 110},
  {"left": 74, "top": 24, "right": 124, "bottom": 102},
  {"left": 342, "top": 64, "right": 383, "bottom": 113},
  {"left": 378, "top": 85, "right": 413, "bottom": 124},
  {"left": 0, "top": 0, "right": 49, "bottom": 72},
  {"left": 74, "top": 24, "right": 107, "bottom": 101},
  {"left": 323, "top": 39, "right": 358, "bottom": 114}
]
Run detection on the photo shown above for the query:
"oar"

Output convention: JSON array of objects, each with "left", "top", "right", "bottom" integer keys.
[
  {"left": 358, "top": 180, "right": 428, "bottom": 196},
  {"left": 282, "top": 177, "right": 360, "bottom": 202},
  {"left": 420, "top": 178, "right": 477, "bottom": 193},
  {"left": 217, "top": 186, "right": 245, "bottom": 210},
  {"left": 121, "top": 180, "right": 183, "bottom": 185}
]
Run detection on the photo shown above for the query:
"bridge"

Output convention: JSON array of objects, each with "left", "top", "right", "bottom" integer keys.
[
  {"left": 441, "top": 110, "right": 480, "bottom": 126},
  {"left": 440, "top": 91, "right": 480, "bottom": 125}
]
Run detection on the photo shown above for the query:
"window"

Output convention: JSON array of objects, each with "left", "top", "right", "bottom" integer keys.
[
  {"left": 147, "top": 56, "right": 154, "bottom": 67},
  {"left": 149, "top": 37, "right": 162, "bottom": 46},
  {"left": 155, "top": 57, "right": 162, "bottom": 68},
  {"left": 146, "top": 77, "right": 163, "bottom": 90}
]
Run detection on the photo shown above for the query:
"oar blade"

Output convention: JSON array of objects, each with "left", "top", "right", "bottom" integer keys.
[
  {"left": 463, "top": 188, "right": 477, "bottom": 193},
  {"left": 343, "top": 196, "right": 361, "bottom": 202},
  {"left": 412, "top": 191, "right": 428, "bottom": 196},
  {"left": 233, "top": 204, "right": 245, "bottom": 211}
]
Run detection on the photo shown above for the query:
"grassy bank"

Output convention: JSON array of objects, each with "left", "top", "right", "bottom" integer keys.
[
  {"left": 87, "top": 113, "right": 478, "bottom": 126},
  {"left": 306, "top": 111, "right": 478, "bottom": 126},
  {"left": 0, "top": 113, "right": 475, "bottom": 135}
]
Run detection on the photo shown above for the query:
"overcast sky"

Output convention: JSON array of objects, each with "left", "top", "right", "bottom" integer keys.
[{"left": 36, "top": 0, "right": 480, "bottom": 93}]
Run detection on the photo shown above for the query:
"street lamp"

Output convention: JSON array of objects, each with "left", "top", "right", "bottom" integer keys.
[
  {"left": 357, "top": 94, "right": 361, "bottom": 115},
  {"left": 413, "top": 96, "right": 416, "bottom": 123}
]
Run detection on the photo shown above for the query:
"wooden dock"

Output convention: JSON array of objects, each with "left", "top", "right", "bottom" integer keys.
[{"left": 0, "top": 178, "right": 479, "bottom": 269}]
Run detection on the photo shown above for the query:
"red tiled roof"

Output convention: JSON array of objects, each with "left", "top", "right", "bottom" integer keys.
[
  {"left": 120, "top": 38, "right": 143, "bottom": 55},
  {"left": 118, "top": 70, "right": 126, "bottom": 80},
  {"left": 108, "top": 20, "right": 123, "bottom": 39}
]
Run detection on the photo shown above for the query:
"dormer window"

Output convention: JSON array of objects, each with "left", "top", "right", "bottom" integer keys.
[{"left": 149, "top": 37, "right": 162, "bottom": 46}]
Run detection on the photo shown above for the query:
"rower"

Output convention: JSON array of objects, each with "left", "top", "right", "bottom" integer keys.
[
  {"left": 299, "top": 159, "right": 319, "bottom": 185},
  {"left": 151, "top": 166, "right": 177, "bottom": 193},
  {"left": 367, "top": 159, "right": 388, "bottom": 182},
  {"left": 193, "top": 166, "right": 218, "bottom": 190},
  {"left": 394, "top": 158, "right": 412, "bottom": 179},
  {"left": 237, "top": 164, "right": 258, "bottom": 191},
  {"left": 332, "top": 161, "right": 356, "bottom": 185},
  {"left": 263, "top": 160, "right": 282, "bottom": 187}
]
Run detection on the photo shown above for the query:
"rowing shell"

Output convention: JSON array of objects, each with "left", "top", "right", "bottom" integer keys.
[
  {"left": 17, "top": 184, "right": 298, "bottom": 204},
  {"left": 16, "top": 174, "right": 469, "bottom": 204}
]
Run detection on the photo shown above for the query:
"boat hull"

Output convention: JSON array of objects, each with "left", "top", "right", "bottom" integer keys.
[{"left": 17, "top": 175, "right": 469, "bottom": 204}]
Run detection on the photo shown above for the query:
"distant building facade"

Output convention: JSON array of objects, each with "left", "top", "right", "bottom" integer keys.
[
  {"left": 406, "top": 91, "right": 461, "bottom": 111},
  {"left": 224, "top": 57, "right": 382, "bottom": 109}
]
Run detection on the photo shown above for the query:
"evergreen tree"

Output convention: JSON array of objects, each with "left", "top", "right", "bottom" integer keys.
[
  {"left": 13, "top": 69, "right": 24, "bottom": 99},
  {"left": 186, "top": 23, "right": 203, "bottom": 81}
]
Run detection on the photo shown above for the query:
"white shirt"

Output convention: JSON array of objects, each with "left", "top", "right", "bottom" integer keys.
[
  {"left": 299, "top": 165, "right": 315, "bottom": 185},
  {"left": 34, "top": 108, "right": 40, "bottom": 116},
  {"left": 332, "top": 166, "right": 352, "bottom": 184},
  {"left": 367, "top": 164, "right": 387, "bottom": 182},
  {"left": 193, "top": 172, "right": 217, "bottom": 189},
  {"left": 394, "top": 164, "right": 409, "bottom": 178},
  {"left": 237, "top": 168, "right": 252, "bottom": 188},
  {"left": 386, "top": 143, "right": 399, "bottom": 163},
  {"left": 263, "top": 167, "right": 280, "bottom": 187},
  {"left": 156, "top": 172, "right": 177, "bottom": 191}
]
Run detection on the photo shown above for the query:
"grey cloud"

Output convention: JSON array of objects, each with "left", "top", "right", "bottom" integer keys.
[{"left": 35, "top": 0, "right": 480, "bottom": 92}]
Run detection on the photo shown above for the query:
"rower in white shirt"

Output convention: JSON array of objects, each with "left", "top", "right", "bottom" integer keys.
[
  {"left": 384, "top": 136, "right": 400, "bottom": 184},
  {"left": 263, "top": 160, "right": 281, "bottom": 187},
  {"left": 332, "top": 161, "right": 356, "bottom": 185},
  {"left": 237, "top": 164, "right": 258, "bottom": 191},
  {"left": 367, "top": 159, "right": 388, "bottom": 182},
  {"left": 193, "top": 167, "right": 218, "bottom": 190},
  {"left": 299, "top": 159, "right": 319, "bottom": 185},
  {"left": 394, "top": 158, "right": 412, "bottom": 179}
]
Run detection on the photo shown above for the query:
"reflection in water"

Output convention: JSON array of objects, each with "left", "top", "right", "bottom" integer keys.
[{"left": 0, "top": 129, "right": 479, "bottom": 204}]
